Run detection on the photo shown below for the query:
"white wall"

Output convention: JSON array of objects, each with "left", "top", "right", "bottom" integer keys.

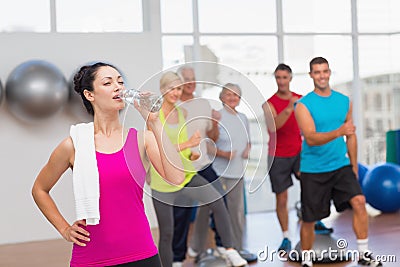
[{"left": 0, "top": 0, "right": 162, "bottom": 245}]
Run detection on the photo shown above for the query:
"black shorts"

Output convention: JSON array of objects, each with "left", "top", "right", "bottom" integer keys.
[
  {"left": 268, "top": 155, "right": 300, "bottom": 194},
  {"left": 106, "top": 254, "right": 162, "bottom": 267},
  {"left": 300, "top": 165, "right": 363, "bottom": 222}
]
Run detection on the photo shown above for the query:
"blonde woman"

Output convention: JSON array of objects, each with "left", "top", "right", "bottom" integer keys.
[{"left": 149, "top": 72, "right": 247, "bottom": 267}]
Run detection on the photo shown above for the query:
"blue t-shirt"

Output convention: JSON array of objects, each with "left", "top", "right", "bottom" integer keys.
[{"left": 297, "top": 90, "right": 350, "bottom": 173}]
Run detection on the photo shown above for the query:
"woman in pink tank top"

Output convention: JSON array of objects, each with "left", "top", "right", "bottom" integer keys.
[{"left": 32, "top": 62, "right": 184, "bottom": 267}]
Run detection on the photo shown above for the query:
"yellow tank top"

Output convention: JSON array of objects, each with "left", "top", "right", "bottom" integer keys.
[{"left": 150, "top": 106, "right": 197, "bottom": 192}]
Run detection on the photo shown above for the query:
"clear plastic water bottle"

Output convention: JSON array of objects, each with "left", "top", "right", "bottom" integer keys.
[{"left": 119, "top": 89, "right": 163, "bottom": 112}]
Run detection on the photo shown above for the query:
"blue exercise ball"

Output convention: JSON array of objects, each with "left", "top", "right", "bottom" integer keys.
[
  {"left": 362, "top": 163, "right": 400, "bottom": 213},
  {"left": 5, "top": 60, "right": 69, "bottom": 122},
  {"left": 358, "top": 163, "right": 369, "bottom": 187}
]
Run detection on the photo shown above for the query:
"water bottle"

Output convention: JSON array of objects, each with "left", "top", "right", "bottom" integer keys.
[{"left": 119, "top": 89, "right": 163, "bottom": 112}]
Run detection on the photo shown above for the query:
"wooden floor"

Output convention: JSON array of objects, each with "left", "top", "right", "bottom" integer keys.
[{"left": 1, "top": 207, "right": 399, "bottom": 267}]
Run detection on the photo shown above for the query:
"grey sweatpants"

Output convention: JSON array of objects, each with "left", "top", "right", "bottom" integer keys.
[
  {"left": 190, "top": 177, "right": 245, "bottom": 252},
  {"left": 152, "top": 174, "right": 233, "bottom": 267}
]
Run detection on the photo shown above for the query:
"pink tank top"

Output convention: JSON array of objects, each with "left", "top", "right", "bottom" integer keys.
[{"left": 70, "top": 128, "right": 157, "bottom": 267}]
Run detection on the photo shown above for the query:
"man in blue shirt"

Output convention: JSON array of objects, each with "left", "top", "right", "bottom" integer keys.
[{"left": 294, "top": 57, "right": 382, "bottom": 267}]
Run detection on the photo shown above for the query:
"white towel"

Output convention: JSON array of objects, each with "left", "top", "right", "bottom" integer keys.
[{"left": 70, "top": 122, "right": 100, "bottom": 225}]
